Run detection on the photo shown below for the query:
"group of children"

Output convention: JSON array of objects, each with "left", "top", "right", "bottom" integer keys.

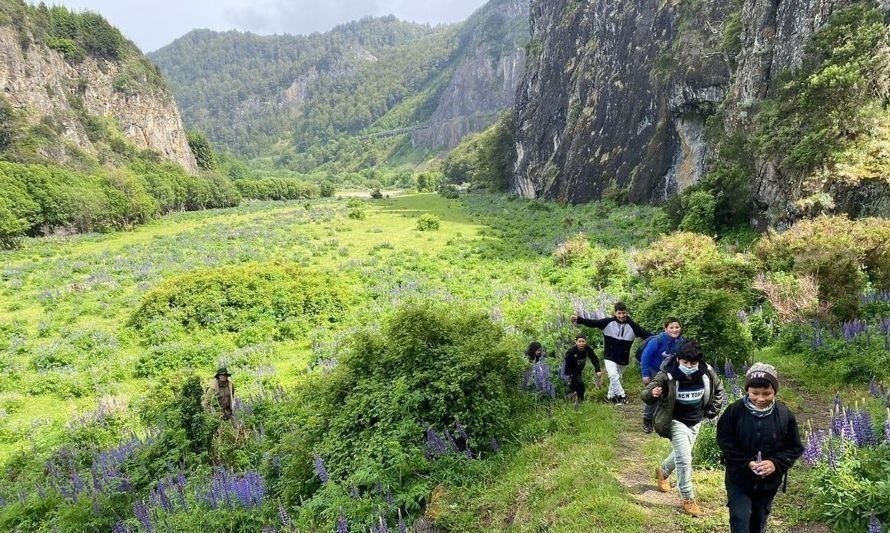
[{"left": 527, "top": 303, "right": 805, "bottom": 531}]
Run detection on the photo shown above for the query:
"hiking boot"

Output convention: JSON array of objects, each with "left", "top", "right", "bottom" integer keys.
[
  {"left": 643, "top": 418, "right": 654, "bottom": 434},
  {"left": 655, "top": 467, "right": 671, "bottom": 493},
  {"left": 682, "top": 499, "right": 702, "bottom": 517}
]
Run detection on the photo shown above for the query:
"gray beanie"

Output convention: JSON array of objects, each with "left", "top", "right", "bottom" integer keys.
[{"left": 745, "top": 362, "right": 779, "bottom": 393}]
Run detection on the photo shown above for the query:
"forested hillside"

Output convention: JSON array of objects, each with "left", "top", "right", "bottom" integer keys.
[{"left": 150, "top": 0, "right": 528, "bottom": 173}]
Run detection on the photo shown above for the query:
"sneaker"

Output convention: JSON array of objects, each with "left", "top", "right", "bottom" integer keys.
[
  {"left": 682, "top": 499, "right": 702, "bottom": 517},
  {"left": 643, "top": 418, "right": 654, "bottom": 434},
  {"left": 615, "top": 396, "right": 627, "bottom": 406},
  {"left": 655, "top": 467, "right": 671, "bottom": 493}
]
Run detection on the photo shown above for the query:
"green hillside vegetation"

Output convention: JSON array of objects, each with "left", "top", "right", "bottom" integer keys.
[
  {"left": 151, "top": 0, "right": 529, "bottom": 176},
  {"left": 671, "top": 1, "right": 890, "bottom": 231},
  {"left": 0, "top": 193, "right": 887, "bottom": 531}
]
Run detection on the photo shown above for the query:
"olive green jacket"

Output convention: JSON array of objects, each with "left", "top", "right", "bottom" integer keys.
[{"left": 641, "top": 363, "right": 725, "bottom": 438}]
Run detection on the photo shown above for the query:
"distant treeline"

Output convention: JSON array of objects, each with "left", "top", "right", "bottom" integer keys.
[{"left": 0, "top": 159, "right": 325, "bottom": 248}]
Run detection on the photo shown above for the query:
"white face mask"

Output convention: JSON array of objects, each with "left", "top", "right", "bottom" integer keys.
[{"left": 679, "top": 363, "right": 699, "bottom": 375}]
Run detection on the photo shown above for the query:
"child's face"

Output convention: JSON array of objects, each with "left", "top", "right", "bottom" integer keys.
[
  {"left": 575, "top": 338, "right": 587, "bottom": 349},
  {"left": 747, "top": 385, "right": 775, "bottom": 409},
  {"left": 664, "top": 322, "right": 681, "bottom": 338}
]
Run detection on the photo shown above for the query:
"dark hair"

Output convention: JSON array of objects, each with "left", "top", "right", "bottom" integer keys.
[
  {"left": 677, "top": 340, "right": 703, "bottom": 363},
  {"left": 614, "top": 302, "right": 627, "bottom": 312},
  {"left": 526, "top": 341, "right": 542, "bottom": 359},
  {"left": 575, "top": 334, "right": 587, "bottom": 340},
  {"left": 746, "top": 377, "right": 775, "bottom": 391},
  {"left": 664, "top": 316, "right": 681, "bottom": 328}
]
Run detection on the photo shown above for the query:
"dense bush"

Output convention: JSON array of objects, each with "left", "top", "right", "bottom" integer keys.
[
  {"left": 636, "top": 232, "right": 758, "bottom": 303},
  {"left": 234, "top": 177, "right": 318, "bottom": 201},
  {"left": 678, "top": 190, "right": 717, "bottom": 234},
  {"left": 775, "top": 320, "right": 890, "bottom": 383},
  {"left": 0, "top": 160, "right": 241, "bottom": 242},
  {"left": 416, "top": 214, "right": 440, "bottom": 231},
  {"left": 634, "top": 274, "right": 753, "bottom": 364},
  {"left": 755, "top": 216, "right": 890, "bottom": 319},
  {"left": 187, "top": 131, "right": 218, "bottom": 171},
  {"left": 130, "top": 263, "right": 350, "bottom": 340},
  {"left": 270, "top": 302, "right": 528, "bottom": 528}
]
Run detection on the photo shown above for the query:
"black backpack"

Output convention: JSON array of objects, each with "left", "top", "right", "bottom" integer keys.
[{"left": 634, "top": 335, "right": 656, "bottom": 364}]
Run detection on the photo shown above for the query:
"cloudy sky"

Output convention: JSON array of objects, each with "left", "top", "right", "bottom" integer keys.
[{"left": 38, "top": 0, "right": 489, "bottom": 52}]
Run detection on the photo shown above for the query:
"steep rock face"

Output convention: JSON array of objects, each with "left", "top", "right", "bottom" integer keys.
[
  {"left": 413, "top": 46, "right": 525, "bottom": 149},
  {"left": 413, "top": 0, "right": 529, "bottom": 149},
  {"left": 512, "top": 0, "right": 880, "bottom": 222},
  {"left": 512, "top": 0, "right": 733, "bottom": 203},
  {"left": 0, "top": 27, "right": 197, "bottom": 171}
]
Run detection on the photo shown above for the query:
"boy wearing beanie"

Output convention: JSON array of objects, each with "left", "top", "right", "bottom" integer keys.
[{"left": 716, "top": 363, "right": 804, "bottom": 533}]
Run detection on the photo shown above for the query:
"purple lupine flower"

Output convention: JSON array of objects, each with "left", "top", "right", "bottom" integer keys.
[
  {"left": 376, "top": 516, "right": 389, "bottom": 533},
  {"left": 336, "top": 514, "right": 349, "bottom": 533},
  {"left": 850, "top": 409, "right": 877, "bottom": 447},
  {"left": 737, "top": 310, "right": 748, "bottom": 323},
  {"left": 313, "top": 454, "right": 330, "bottom": 484},
  {"left": 868, "top": 514, "right": 884, "bottom": 533},
  {"left": 842, "top": 320, "right": 867, "bottom": 341},
  {"left": 490, "top": 438, "right": 500, "bottom": 453},
  {"left": 443, "top": 429, "right": 458, "bottom": 452},
  {"left": 724, "top": 360, "right": 737, "bottom": 380},
  {"left": 802, "top": 430, "right": 826, "bottom": 466},
  {"left": 133, "top": 500, "right": 153, "bottom": 533}
]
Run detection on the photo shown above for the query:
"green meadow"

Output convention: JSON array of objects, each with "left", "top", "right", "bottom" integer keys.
[{"left": 0, "top": 193, "right": 886, "bottom": 531}]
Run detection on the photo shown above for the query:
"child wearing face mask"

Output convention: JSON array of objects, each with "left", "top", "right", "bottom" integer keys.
[
  {"left": 717, "top": 363, "right": 804, "bottom": 533},
  {"left": 641, "top": 340, "right": 725, "bottom": 517}
]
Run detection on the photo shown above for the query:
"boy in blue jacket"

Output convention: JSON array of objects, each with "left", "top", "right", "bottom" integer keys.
[{"left": 639, "top": 317, "right": 685, "bottom": 433}]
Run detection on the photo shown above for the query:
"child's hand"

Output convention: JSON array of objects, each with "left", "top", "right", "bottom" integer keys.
[{"left": 651, "top": 386, "right": 663, "bottom": 398}]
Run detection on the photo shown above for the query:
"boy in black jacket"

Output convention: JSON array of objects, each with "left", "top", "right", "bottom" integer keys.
[
  {"left": 563, "top": 334, "right": 602, "bottom": 403},
  {"left": 717, "top": 363, "right": 804, "bottom": 533},
  {"left": 573, "top": 302, "right": 651, "bottom": 405}
]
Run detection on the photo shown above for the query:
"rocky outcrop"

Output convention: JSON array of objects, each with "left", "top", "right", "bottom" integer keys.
[
  {"left": 413, "top": 0, "right": 529, "bottom": 150},
  {"left": 512, "top": 0, "right": 733, "bottom": 203},
  {"left": 511, "top": 0, "right": 884, "bottom": 224},
  {"left": 413, "top": 46, "right": 525, "bottom": 149},
  {"left": 0, "top": 26, "right": 197, "bottom": 171}
]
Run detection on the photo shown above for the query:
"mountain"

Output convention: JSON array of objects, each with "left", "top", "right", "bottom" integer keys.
[
  {"left": 0, "top": 0, "right": 197, "bottom": 172},
  {"left": 510, "top": 0, "right": 888, "bottom": 227},
  {"left": 150, "top": 0, "right": 529, "bottom": 171}
]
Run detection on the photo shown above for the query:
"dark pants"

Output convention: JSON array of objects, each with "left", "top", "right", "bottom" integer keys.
[
  {"left": 643, "top": 401, "right": 656, "bottom": 421},
  {"left": 726, "top": 480, "right": 779, "bottom": 533},
  {"left": 567, "top": 373, "right": 585, "bottom": 402}
]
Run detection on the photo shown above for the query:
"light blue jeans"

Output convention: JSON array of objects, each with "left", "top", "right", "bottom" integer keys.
[{"left": 661, "top": 419, "right": 701, "bottom": 499}]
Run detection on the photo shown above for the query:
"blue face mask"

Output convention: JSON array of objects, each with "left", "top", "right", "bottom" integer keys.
[{"left": 679, "top": 363, "right": 699, "bottom": 375}]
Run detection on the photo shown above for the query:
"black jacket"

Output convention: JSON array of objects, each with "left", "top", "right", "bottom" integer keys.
[
  {"left": 563, "top": 345, "right": 601, "bottom": 376},
  {"left": 716, "top": 399, "right": 804, "bottom": 492},
  {"left": 576, "top": 316, "right": 651, "bottom": 365}
]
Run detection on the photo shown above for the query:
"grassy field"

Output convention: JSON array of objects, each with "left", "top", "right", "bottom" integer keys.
[{"left": 0, "top": 192, "right": 866, "bottom": 531}]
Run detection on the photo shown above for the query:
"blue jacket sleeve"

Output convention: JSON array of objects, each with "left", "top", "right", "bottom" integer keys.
[{"left": 640, "top": 334, "right": 662, "bottom": 379}]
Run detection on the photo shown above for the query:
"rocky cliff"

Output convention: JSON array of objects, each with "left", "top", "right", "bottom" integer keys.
[
  {"left": 412, "top": 0, "right": 528, "bottom": 150},
  {"left": 512, "top": 0, "right": 888, "bottom": 225},
  {"left": 0, "top": 5, "right": 197, "bottom": 172}
]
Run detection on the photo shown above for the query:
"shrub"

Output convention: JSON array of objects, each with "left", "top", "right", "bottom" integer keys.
[
  {"left": 678, "top": 190, "right": 716, "bottom": 234},
  {"left": 634, "top": 274, "right": 753, "bottom": 364},
  {"left": 346, "top": 208, "right": 366, "bottom": 220},
  {"left": 755, "top": 216, "right": 890, "bottom": 319},
  {"left": 438, "top": 184, "right": 460, "bottom": 199},
  {"left": 552, "top": 233, "right": 590, "bottom": 267},
  {"left": 271, "top": 301, "right": 527, "bottom": 525},
  {"left": 416, "top": 214, "right": 440, "bottom": 231},
  {"left": 369, "top": 188, "right": 383, "bottom": 200},
  {"left": 186, "top": 131, "right": 217, "bottom": 171},
  {"left": 130, "top": 263, "right": 350, "bottom": 341},
  {"left": 319, "top": 182, "right": 336, "bottom": 198},
  {"left": 752, "top": 272, "right": 828, "bottom": 323}
]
